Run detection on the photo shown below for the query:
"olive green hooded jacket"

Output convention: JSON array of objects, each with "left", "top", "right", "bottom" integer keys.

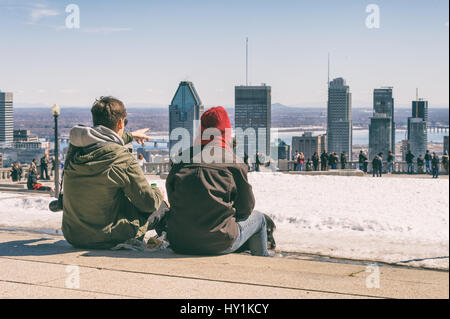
[{"left": 62, "top": 125, "right": 163, "bottom": 249}]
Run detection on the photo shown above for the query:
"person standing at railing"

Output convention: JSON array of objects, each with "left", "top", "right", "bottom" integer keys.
[
  {"left": 320, "top": 151, "right": 328, "bottom": 171},
  {"left": 424, "top": 150, "right": 432, "bottom": 174},
  {"left": 40, "top": 154, "right": 50, "bottom": 181},
  {"left": 431, "top": 153, "right": 440, "bottom": 179},
  {"left": 358, "top": 150, "right": 367, "bottom": 172},
  {"left": 292, "top": 151, "right": 299, "bottom": 171},
  {"left": 312, "top": 152, "right": 320, "bottom": 171},
  {"left": 417, "top": 155, "right": 425, "bottom": 174},
  {"left": 297, "top": 152, "right": 305, "bottom": 171},
  {"left": 386, "top": 151, "right": 395, "bottom": 174},
  {"left": 406, "top": 150, "right": 415, "bottom": 174},
  {"left": 137, "top": 154, "right": 147, "bottom": 172},
  {"left": 340, "top": 152, "right": 347, "bottom": 169},
  {"left": 372, "top": 154, "right": 382, "bottom": 177}
]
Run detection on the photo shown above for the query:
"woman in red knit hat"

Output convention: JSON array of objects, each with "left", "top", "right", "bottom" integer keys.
[{"left": 166, "top": 106, "right": 272, "bottom": 256}]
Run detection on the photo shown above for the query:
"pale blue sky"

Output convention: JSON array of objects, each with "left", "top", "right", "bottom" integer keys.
[{"left": 0, "top": 0, "right": 448, "bottom": 108}]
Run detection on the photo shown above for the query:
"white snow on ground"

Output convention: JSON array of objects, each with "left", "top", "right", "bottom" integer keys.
[{"left": 0, "top": 173, "right": 448, "bottom": 269}]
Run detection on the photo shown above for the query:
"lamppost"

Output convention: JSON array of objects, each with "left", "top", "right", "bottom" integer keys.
[{"left": 51, "top": 104, "right": 61, "bottom": 197}]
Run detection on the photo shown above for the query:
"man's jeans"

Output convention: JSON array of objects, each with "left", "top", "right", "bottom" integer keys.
[
  {"left": 221, "top": 211, "right": 270, "bottom": 257},
  {"left": 407, "top": 163, "right": 413, "bottom": 174},
  {"left": 426, "top": 160, "right": 432, "bottom": 174},
  {"left": 387, "top": 162, "right": 394, "bottom": 173}
]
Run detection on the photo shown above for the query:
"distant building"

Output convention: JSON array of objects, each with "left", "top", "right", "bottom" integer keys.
[
  {"left": 373, "top": 87, "right": 395, "bottom": 153},
  {"left": 369, "top": 113, "right": 392, "bottom": 160},
  {"left": 14, "top": 130, "right": 39, "bottom": 142},
  {"left": 407, "top": 99, "right": 428, "bottom": 158},
  {"left": 411, "top": 99, "right": 428, "bottom": 122},
  {"left": 273, "top": 139, "right": 290, "bottom": 160},
  {"left": 444, "top": 136, "right": 449, "bottom": 154},
  {"left": 327, "top": 78, "right": 352, "bottom": 159},
  {"left": 0, "top": 91, "right": 14, "bottom": 145},
  {"left": 292, "top": 132, "right": 327, "bottom": 161},
  {"left": 408, "top": 118, "right": 427, "bottom": 158},
  {"left": 235, "top": 84, "right": 271, "bottom": 158},
  {"left": 169, "top": 81, "right": 204, "bottom": 154},
  {"left": 0, "top": 129, "right": 48, "bottom": 165}
]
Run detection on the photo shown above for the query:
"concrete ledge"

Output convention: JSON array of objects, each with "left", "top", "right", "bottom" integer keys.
[
  {"left": 0, "top": 188, "right": 52, "bottom": 195},
  {"left": 284, "top": 170, "right": 365, "bottom": 177},
  {"left": 0, "top": 230, "right": 447, "bottom": 299}
]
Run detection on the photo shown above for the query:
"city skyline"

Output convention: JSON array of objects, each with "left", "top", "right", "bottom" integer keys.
[{"left": 0, "top": 0, "right": 448, "bottom": 109}]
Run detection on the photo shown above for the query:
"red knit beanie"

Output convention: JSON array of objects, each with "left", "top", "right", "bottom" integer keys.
[{"left": 200, "top": 106, "right": 232, "bottom": 149}]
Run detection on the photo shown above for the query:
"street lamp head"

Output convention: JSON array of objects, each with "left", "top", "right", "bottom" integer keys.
[{"left": 51, "top": 104, "right": 61, "bottom": 116}]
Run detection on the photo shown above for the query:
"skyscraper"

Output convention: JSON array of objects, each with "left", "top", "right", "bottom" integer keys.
[
  {"left": 373, "top": 87, "right": 395, "bottom": 152},
  {"left": 0, "top": 91, "right": 13, "bottom": 145},
  {"left": 369, "top": 114, "right": 392, "bottom": 159},
  {"left": 369, "top": 87, "right": 395, "bottom": 159},
  {"left": 327, "top": 78, "right": 352, "bottom": 159},
  {"left": 235, "top": 84, "right": 271, "bottom": 158},
  {"left": 169, "top": 81, "right": 204, "bottom": 153},
  {"left": 407, "top": 99, "right": 428, "bottom": 158}
]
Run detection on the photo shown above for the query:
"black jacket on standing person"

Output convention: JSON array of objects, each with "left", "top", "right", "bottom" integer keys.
[
  {"left": 312, "top": 153, "right": 320, "bottom": 170},
  {"left": 387, "top": 152, "right": 395, "bottom": 163},
  {"left": 406, "top": 152, "right": 415, "bottom": 164},
  {"left": 432, "top": 156, "right": 440, "bottom": 169},
  {"left": 321, "top": 152, "right": 328, "bottom": 168},
  {"left": 359, "top": 152, "right": 366, "bottom": 164}
]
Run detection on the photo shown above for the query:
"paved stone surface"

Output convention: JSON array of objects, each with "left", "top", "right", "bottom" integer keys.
[{"left": 0, "top": 230, "right": 448, "bottom": 299}]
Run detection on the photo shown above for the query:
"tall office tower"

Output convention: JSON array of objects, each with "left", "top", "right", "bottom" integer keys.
[
  {"left": 369, "top": 114, "right": 392, "bottom": 159},
  {"left": 169, "top": 81, "right": 204, "bottom": 153},
  {"left": 235, "top": 84, "right": 271, "bottom": 157},
  {"left": 373, "top": 87, "right": 395, "bottom": 152},
  {"left": 408, "top": 118, "right": 427, "bottom": 157},
  {"left": 291, "top": 132, "right": 327, "bottom": 161},
  {"left": 0, "top": 91, "right": 14, "bottom": 145},
  {"left": 327, "top": 78, "right": 352, "bottom": 159},
  {"left": 407, "top": 98, "right": 428, "bottom": 157},
  {"left": 411, "top": 99, "right": 428, "bottom": 122}
]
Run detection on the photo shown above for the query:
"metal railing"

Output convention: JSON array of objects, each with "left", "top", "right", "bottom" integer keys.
[
  {"left": 278, "top": 160, "right": 449, "bottom": 174},
  {"left": 141, "top": 162, "right": 171, "bottom": 175}
]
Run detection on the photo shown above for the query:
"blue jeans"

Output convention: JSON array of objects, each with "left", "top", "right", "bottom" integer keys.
[
  {"left": 221, "top": 211, "right": 270, "bottom": 256},
  {"left": 387, "top": 162, "right": 393, "bottom": 173},
  {"left": 407, "top": 163, "right": 413, "bottom": 174},
  {"left": 297, "top": 163, "right": 303, "bottom": 171},
  {"left": 426, "top": 160, "right": 431, "bottom": 173}
]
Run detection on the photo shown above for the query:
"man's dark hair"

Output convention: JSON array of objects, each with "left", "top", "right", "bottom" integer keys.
[{"left": 91, "top": 96, "right": 127, "bottom": 130}]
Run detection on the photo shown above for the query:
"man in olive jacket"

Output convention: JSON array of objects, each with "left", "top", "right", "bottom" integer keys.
[{"left": 62, "top": 97, "right": 164, "bottom": 249}]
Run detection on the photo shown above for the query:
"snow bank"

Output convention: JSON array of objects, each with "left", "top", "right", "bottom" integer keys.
[{"left": 0, "top": 174, "right": 448, "bottom": 269}]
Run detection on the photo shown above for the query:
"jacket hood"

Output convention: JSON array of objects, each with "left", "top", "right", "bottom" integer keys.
[{"left": 70, "top": 125, "right": 125, "bottom": 148}]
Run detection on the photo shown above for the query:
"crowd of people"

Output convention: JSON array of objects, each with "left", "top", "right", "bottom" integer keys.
[
  {"left": 287, "top": 148, "right": 449, "bottom": 178},
  {"left": 292, "top": 151, "right": 348, "bottom": 171},
  {"left": 8, "top": 154, "right": 56, "bottom": 192},
  {"left": 405, "top": 149, "right": 448, "bottom": 178}
]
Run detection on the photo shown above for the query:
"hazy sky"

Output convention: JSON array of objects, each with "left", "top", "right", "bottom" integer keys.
[{"left": 0, "top": 0, "right": 448, "bottom": 108}]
